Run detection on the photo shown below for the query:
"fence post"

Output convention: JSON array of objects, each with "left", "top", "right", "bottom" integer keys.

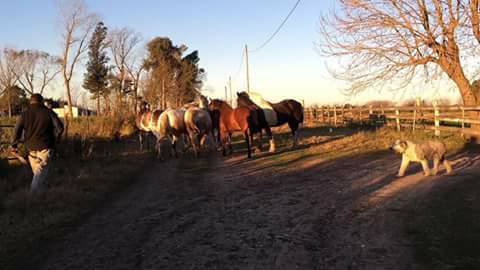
[
  {"left": 327, "top": 106, "right": 331, "bottom": 125},
  {"left": 369, "top": 105, "right": 373, "bottom": 115},
  {"left": 395, "top": 107, "right": 400, "bottom": 131},
  {"left": 333, "top": 105, "right": 337, "bottom": 127},
  {"left": 412, "top": 97, "right": 420, "bottom": 132},
  {"left": 433, "top": 100, "right": 440, "bottom": 137}
]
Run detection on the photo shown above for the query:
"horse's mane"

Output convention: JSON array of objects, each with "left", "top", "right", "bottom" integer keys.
[
  {"left": 210, "top": 99, "right": 232, "bottom": 110},
  {"left": 247, "top": 92, "right": 274, "bottom": 110}
]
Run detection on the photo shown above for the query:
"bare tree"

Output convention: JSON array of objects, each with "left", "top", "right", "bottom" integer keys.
[
  {"left": 125, "top": 45, "right": 145, "bottom": 114},
  {"left": 57, "top": 0, "right": 98, "bottom": 118},
  {"left": 108, "top": 27, "right": 142, "bottom": 112},
  {"left": 0, "top": 48, "right": 20, "bottom": 116},
  {"left": 319, "top": 0, "right": 480, "bottom": 106},
  {"left": 11, "top": 49, "right": 61, "bottom": 95}
]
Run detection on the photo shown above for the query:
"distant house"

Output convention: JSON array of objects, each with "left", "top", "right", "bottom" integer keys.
[{"left": 53, "top": 105, "right": 96, "bottom": 118}]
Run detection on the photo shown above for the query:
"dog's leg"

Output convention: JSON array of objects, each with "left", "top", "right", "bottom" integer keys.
[
  {"left": 398, "top": 155, "right": 410, "bottom": 177},
  {"left": 420, "top": 159, "right": 431, "bottom": 176},
  {"left": 443, "top": 160, "right": 453, "bottom": 175},
  {"left": 433, "top": 158, "right": 440, "bottom": 175}
]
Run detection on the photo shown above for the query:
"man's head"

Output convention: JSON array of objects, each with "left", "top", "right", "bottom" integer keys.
[{"left": 30, "top": 94, "right": 44, "bottom": 105}]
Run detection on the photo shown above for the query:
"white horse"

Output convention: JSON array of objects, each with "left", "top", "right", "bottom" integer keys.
[
  {"left": 184, "top": 95, "right": 214, "bottom": 156},
  {"left": 136, "top": 104, "right": 187, "bottom": 158}
]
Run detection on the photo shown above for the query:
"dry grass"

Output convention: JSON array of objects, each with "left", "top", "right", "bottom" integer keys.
[
  {"left": 251, "top": 125, "right": 466, "bottom": 170},
  {"left": 0, "top": 114, "right": 151, "bottom": 269}
]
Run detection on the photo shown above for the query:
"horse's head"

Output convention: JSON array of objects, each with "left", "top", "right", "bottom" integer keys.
[
  {"left": 236, "top": 91, "right": 257, "bottom": 109},
  {"left": 139, "top": 101, "right": 150, "bottom": 114},
  {"left": 197, "top": 94, "right": 209, "bottom": 109}
]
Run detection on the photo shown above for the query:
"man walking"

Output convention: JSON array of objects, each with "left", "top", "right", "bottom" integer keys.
[{"left": 11, "top": 94, "right": 64, "bottom": 193}]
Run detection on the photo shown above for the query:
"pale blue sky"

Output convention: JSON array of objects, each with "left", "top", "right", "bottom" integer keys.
[{"left": 0, "top": 0, "right": 459, "bottom": 105}]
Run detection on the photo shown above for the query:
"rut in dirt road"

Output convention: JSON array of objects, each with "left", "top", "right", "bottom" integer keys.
[{"left": 32, "top": 148, "right": 480, "bottom": 270}]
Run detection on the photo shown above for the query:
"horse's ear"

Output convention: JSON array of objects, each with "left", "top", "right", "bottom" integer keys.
[{"left": 236, "top": 92, "right": 240, "bottom": 97}]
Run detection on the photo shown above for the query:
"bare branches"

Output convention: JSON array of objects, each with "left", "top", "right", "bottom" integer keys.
[
  {"left": 57, "top": 0, "right": 98, "bottom": 116},
  {"left": 319, "top": 0, "right": 479, "bottom": 104},
  {"left": 9, "top": 49, "right": 61, "bottom": 95}
]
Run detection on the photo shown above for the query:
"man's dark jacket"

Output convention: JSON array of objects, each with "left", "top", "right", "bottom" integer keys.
[{"left": 12, "top": 103, "right": 64, "bottom": 151}]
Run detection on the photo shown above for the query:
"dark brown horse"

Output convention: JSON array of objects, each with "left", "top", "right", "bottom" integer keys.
[
  {"left": 237, "top": 91, "right": 304, "bottom": 147},
  {"left": 208, "top": 99, "right": 265, "bottom": 158}
]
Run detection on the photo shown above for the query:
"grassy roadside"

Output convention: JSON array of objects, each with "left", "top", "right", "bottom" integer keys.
[
  {"left": 0, "top": 115, "right": 152, "bottom": 270},
  {"left": 0, "top": 152, "right": 154, "bottom": 270},
  {"left": 251, "top": 125, "right": 466, "bottom": 169}
]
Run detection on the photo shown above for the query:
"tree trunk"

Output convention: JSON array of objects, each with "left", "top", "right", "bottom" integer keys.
[
  {"left": 97, "top": 95, "right": 100, "bottom": 116},
  {"left": 7, "top": 87, "right": 12, "bottom": 117}
]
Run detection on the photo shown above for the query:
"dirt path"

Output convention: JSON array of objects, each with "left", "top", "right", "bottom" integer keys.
[{"left": 34, "top": 146, "right": 480, "bottom": 270}]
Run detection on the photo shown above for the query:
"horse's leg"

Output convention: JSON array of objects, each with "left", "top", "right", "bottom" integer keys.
[
  {"left": 257, "top": 130, "right": 264, "bottom": 152},
  {"left": 172, "top": 136, "right": 178, "bottom": 158},
  {"left": 245, "top": 130, "right": 252, "bottom": 158},
  {"left": 288, "top": 121, "right": 300, "bottom": 148},
  {"left": 266, "top": 126, "right": 275, "bottom": 153},
  {"left": 190, "top": 132, "right": 199, "bottom": 157},
  {"left": 219, "top": 129, "right": 227, "bottom": 156},
  {"left": 228, "top": 132, "right": 233, "bottom": 154},
  {"left": 138, "top": 130, "right": 143, "bottom": 152}
]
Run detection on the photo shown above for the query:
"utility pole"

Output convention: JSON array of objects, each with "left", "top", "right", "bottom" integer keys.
[
  {"left": 245, "top": 44, "right": 250, "bottom": 93},
  {"left": 225, "top": 85, "right": 228, "bottom": 101},
  {"left": 229, "top": 76, "right": 233, "bottom": 106}
]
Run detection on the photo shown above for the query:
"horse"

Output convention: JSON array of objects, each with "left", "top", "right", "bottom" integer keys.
[
  {"left": 235, "top": 94, "right": 275, "bottom": 153},
  {"left": 184, "top": 95, "right": 214, "bottom": 156},
  {"left": 136, "top": 102, "right": 162, "bottom": 152},
  {"left": 136, "top": 102, "right": 187, "bottom": 158},
  {"left": 208, "top": 99, "right": 264, "bottom": 158},
  {"left": 236, "top": 91, "right": 304, "bottom": 147}
]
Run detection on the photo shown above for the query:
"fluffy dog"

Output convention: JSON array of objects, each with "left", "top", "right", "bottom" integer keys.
[{"left": 390, "top": 139, "right": 453, "bottom": 177}]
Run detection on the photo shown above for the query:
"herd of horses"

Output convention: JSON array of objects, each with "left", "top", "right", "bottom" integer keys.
[{"left": 135, "top": 92, "right": 304, "bottom": 159}]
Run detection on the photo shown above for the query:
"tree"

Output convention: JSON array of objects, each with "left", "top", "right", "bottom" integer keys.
[
  {"left": 57, "top": 0, "right": 98, "bottom": 118},
  {"left": 10, "top": 49, "right": 61, "bottom": 95},
  {"left": 0, "top": 48, "right": 20, "bottom": 117},
  {"left": 143, "top": 37, "right": 205, "bottom": 109},
  {"left": 108, "top": 27, "right": 142, "bottom": 112},
  {"left": 83, "top": 21, "right": 109, "bottom": 114},
  {"left": 0, "top": 85, "right": 27, "bottom": 116},
  {"left": 319, "top": 0, "right": 480, "bottom": 106}
]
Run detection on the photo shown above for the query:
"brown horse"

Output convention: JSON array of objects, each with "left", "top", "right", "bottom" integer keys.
[
  {"left": 208, "top": 99, "right": 264, "bottom": 158},
  {"left": 237, "top": 91, "right": 304, "bottom": 147}
]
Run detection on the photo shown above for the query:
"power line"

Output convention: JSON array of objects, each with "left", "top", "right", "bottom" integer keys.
[
  {"left": 231, "top": 48, "right": 245, "bottom": 83},
  {"left": 249, "top": 0, "right": 301, "bottom": 53}
]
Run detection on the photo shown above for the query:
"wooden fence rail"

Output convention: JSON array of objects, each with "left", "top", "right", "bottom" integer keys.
[{"left": 304, "top": 105, "right": 480, "bottom": 136}]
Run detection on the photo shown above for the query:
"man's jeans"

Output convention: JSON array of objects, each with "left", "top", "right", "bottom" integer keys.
[{"left": 28, "top": 149, "right": 53, "bottom": 193}]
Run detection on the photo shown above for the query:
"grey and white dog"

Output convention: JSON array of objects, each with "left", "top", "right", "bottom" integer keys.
[{"left": 390, "top": 139, "right": 453, "bottom": 177}]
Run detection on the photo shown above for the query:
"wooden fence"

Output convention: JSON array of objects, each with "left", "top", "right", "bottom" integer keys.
[{"left": 304, "top": 104, "right": 480, "bottom": 136}]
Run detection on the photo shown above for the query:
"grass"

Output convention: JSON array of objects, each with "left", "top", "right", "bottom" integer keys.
[
  {"left": 0, "top": 115, "right": 150, "bottom": 270},
  {"left": 0, "top": 118, "right": 472, "bottom": 269},
  {"left": 246, "top": 125, "right": 466, "bottom": 170}
]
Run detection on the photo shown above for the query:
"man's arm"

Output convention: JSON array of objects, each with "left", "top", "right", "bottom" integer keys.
[
  {"left": 11, "top": 114, "right": 25, "bottom": 149},
  {"left": 49, "top": 111, "right": 64, "bottom": 140}
]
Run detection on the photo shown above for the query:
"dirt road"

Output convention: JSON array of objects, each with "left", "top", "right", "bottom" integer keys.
[{"left": 32, "top": 145, "right": 480, "bottom": 270}]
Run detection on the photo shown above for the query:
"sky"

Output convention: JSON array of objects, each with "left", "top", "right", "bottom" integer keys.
[{"left": 0, "top": 0, "right": 460, "bottom": 106}]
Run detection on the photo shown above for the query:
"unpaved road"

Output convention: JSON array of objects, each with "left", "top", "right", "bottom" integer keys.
[{"left": 32, "top": 146, "right": 480, "bottom": 270}]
